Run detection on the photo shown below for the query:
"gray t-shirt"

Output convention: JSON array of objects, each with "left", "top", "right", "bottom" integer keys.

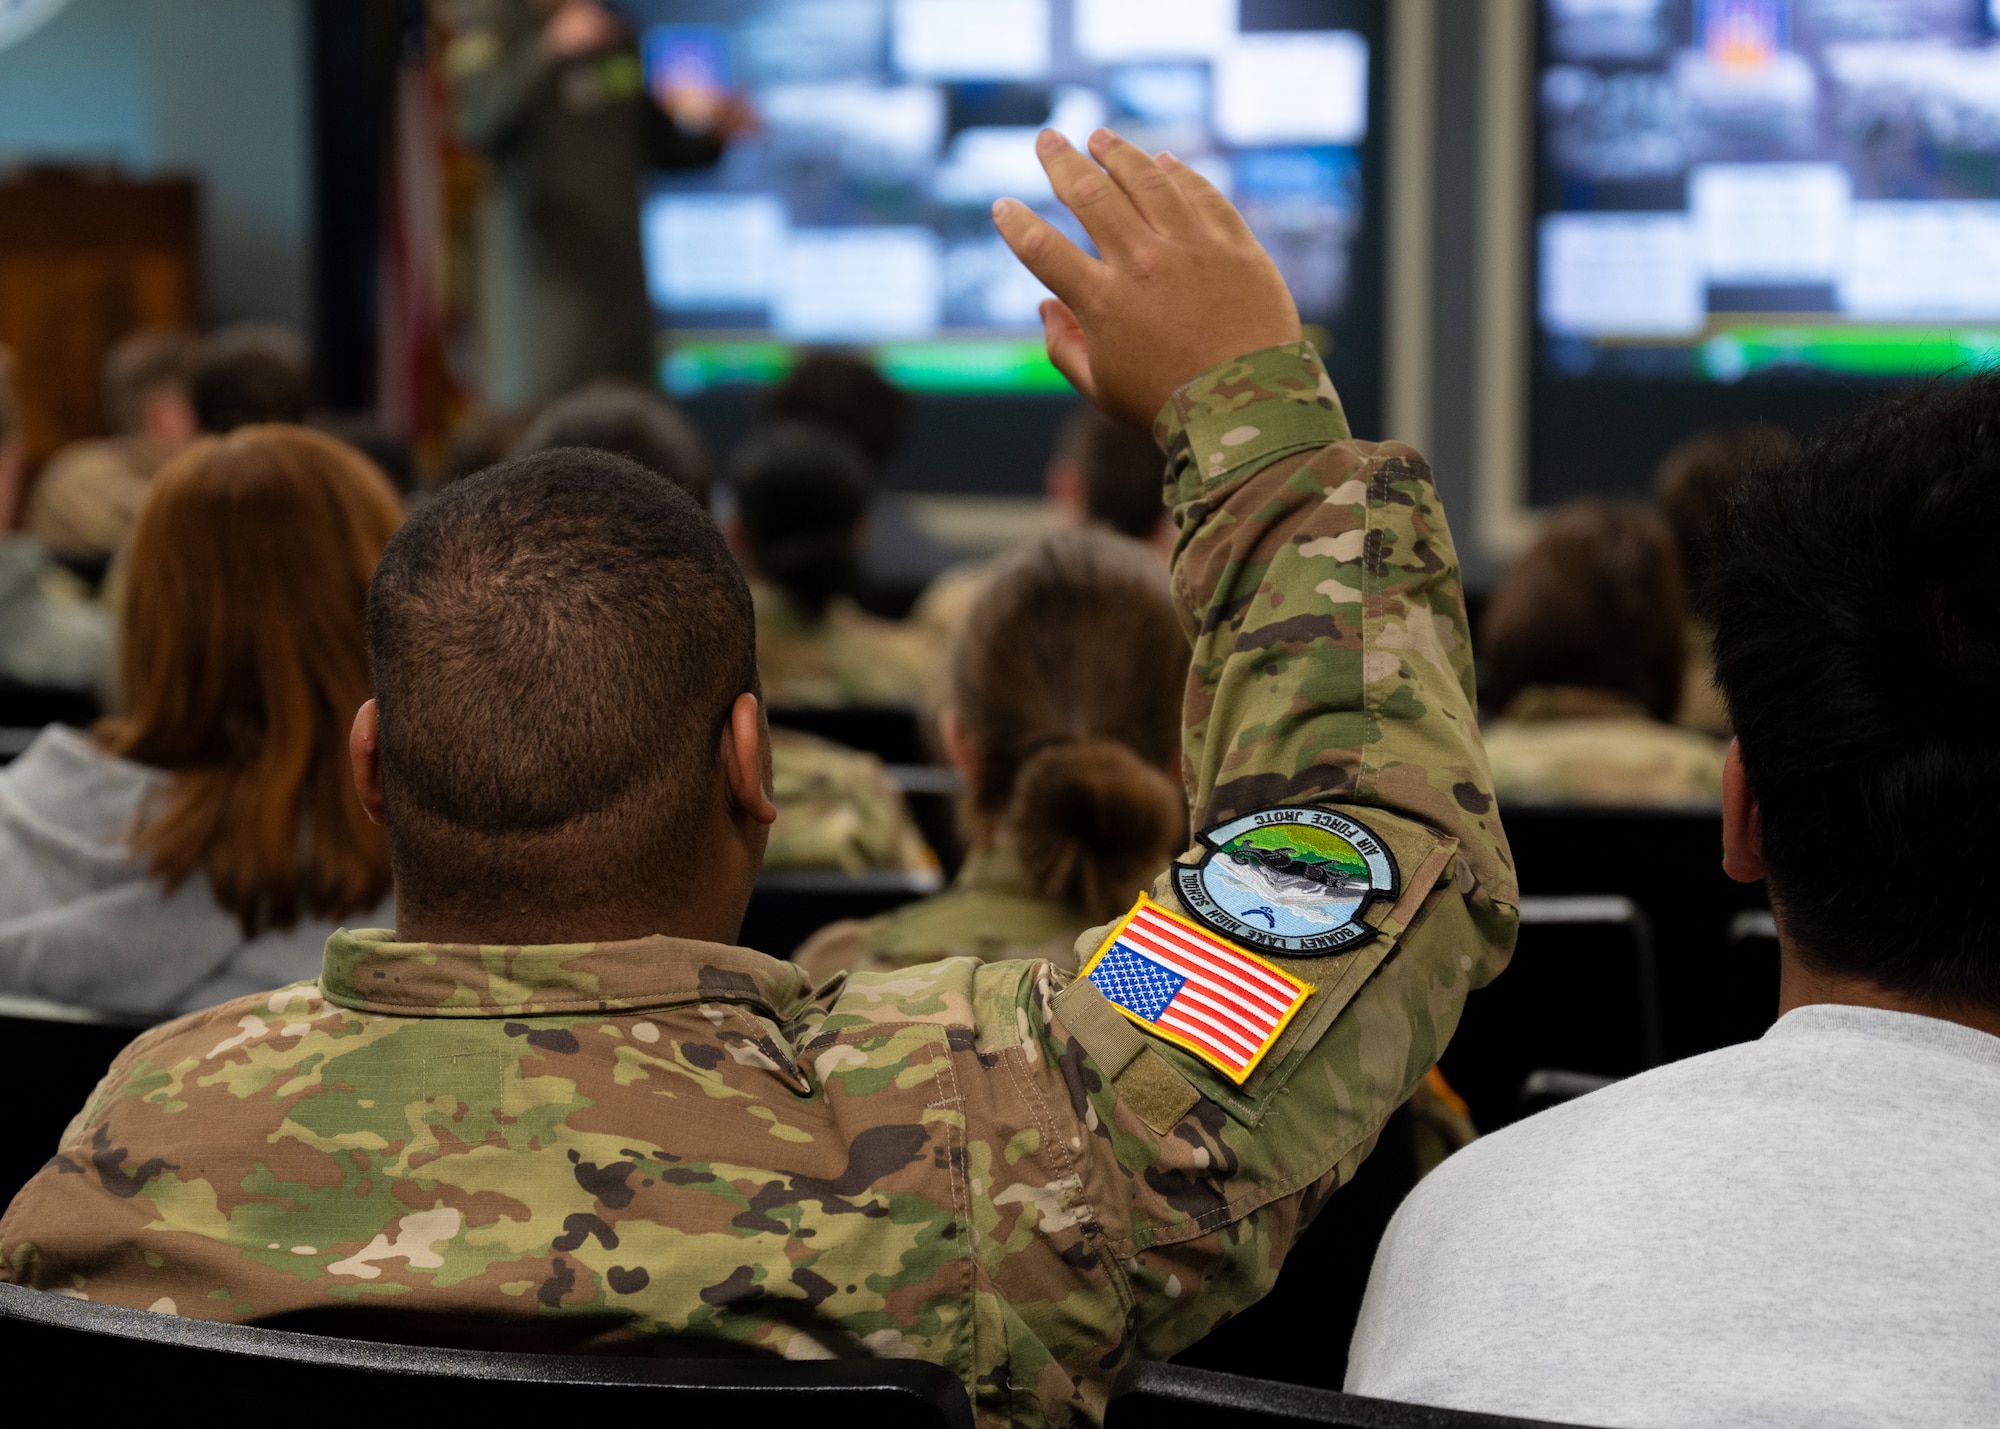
[{"left": 1347, "top": 1004, "right": 2000, "bottom": 1428}]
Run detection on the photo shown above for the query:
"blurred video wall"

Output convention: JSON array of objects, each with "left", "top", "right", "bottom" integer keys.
[
  {"left": 627, "top": 0, "right": 1383, "bottom": 417},
  {"left": 1531, "top": 0, "right": 2000, "bottom": 500}
]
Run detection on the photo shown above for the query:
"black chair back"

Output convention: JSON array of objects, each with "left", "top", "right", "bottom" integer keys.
[
  {"left": 740, "top": 870, "right": 939, "bottom": 959},
  {"left": 767, "top": 705, "right": 926, "bottom": 766},
  {"left": 1497, "top": 806, "right": 1775, "bottom": 1060},
  {"left": 0, "top": 1281, "right": 973, "bottom": 1424},
  {"left": 0, "top": 998, "right": 154, "bottom": 1206},
  {"left": 1110, "top": 1362, "right": 1594, "bottom": 1429},
  {"left": 1439, "top": 896, "right": 1657, "bottom": 1133},
  {"left": 0, "top": 679, "right": 98, "bottom": 732}
]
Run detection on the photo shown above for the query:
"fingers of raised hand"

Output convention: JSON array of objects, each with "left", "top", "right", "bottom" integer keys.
[
  {"left": 1038, "top": 299, "right": 1097, "bottom": 402},
  {"left": 1086, "top": 129, "right": 1195, "bottom": 236},
  {"left": 1034, "top": 129, "right": 1148, "bottom": 258},
  {"left": 1157, "top": 152, "right": 1258, "bottom": 245},
  {"left": 992, "top": 198, "right": 1099, "bottom": 309}
]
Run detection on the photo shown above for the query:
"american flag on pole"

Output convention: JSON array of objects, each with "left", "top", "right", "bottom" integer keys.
[{"left": 1082, "top": 896, "right": 1314, "bottom": 1084}]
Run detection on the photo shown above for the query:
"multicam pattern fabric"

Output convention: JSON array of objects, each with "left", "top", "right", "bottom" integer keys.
[
  {"left": 752, "top": 582, "right": 942, "bottom": 710},
  {"left": 1484, "top": 685, "right": 1727, "bottom": 808},
  {"left": 0, "top": 344, "right": 1517, "bottom": 1429},
  {"left": 765, "top": 726, "right": 939, "bottom": 876},
  {"left": 792, "top": 843, "right": 1095, "bottom": 984}
]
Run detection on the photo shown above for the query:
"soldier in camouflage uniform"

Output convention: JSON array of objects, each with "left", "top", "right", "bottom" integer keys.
[
  {"left": 0, "top": 131, "right": 1516, "bottom": 1427},
  {"left": 765, "top": 726, "right": 938, "bottom": 877}
]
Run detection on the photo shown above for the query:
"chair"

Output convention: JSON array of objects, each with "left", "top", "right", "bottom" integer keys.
[
  {"left": 767, "top": 705, "right": 927, "bottom": 766},
  {"left": 740, "top": 870, "right": 941, "bottom": 959},
  {"left": 1109, "top": 1362, "right": 1592, "bottom": 1429},
  {"left": 1496, "top": 806, "right": 1775, "bottom": 1060},
  {"left": 0, "top": 996, "right": 155, "bottom": 1206},
  {"left": 0, "top": 1281, "right": 973, "bottom": 1425},
  {"left": 1438, "top": 896, "right": 1658, "bottom": 1134},
  {"left": 0, "top": 676, "right": 98, "bottom": 732}
]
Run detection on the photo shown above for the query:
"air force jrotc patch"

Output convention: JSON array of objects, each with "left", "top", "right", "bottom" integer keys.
[{"left": 1172, "top": 806, "right": 1398, "bottom": 957}]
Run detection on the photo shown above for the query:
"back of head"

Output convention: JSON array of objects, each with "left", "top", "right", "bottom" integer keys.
[
  {"left": 192, "top": 326, "right": 312, "bottom": 433},
  {"left": 366, "top": 450, "right": 755, "bottom": 922},
  {"left": 107, "top": 426, "right": 403, "bottom": 934},
  {"left": 731, "top": 422, "right": 870, "bottom": 618},
  {"left": 103, "top": 329, "right": 201, "bottom": 436},
  {"left": 514, "top": 380, "right": 712, "bottom": 506},
  {"left": 954, "top": 529, "right": 1188, "bottom": 921},
  {"left": 439, "top": 406, "right": 532, "bottom": 490},
  {"left": 310, "top": 412, "right": 416, "bottom": 496},
  {"left": 766, "top": 352, "right": 910, "bottom": 470},
  {"left": 1480, "top": 499, "right": 1686, "bottom": 723},
  {"left": 1656, "top": 423, "right": 1797, "bottom": 608},
  {"left": 1061, "top": 407, "right": 1168, "bottom": 540},
  {"left": 1708, "top": 374, "right": 2000, "bottom": 1012}
]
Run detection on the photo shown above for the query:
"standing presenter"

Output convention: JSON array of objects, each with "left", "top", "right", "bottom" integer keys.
[{"left": 445, "top": 0, "right": 755, "bottom": 407}]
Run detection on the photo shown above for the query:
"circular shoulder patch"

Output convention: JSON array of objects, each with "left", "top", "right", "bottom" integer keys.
[{"left": 1172, "top": 806, "right": 1398, "bottom": 957}]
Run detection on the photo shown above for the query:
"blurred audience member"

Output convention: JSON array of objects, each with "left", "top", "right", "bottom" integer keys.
[
  {"left": 28, "top": 329, "right": 201, "bottom": 571},
  {"left": 0, "top": 427, "right": 400, "bottom": 1017},
  {"left": 765, "top": 726, "right": 936, "bottom": 878},
  {"left": 438, "top": 405, "right": 534, "bottom": 490},
  {"left": 514, "top": 379, "right": 710, "bottom": 505},
  {"left": 1656, "top": 423, "right": 1798, "bottom": 737},
  {"left": 730, "top": 423, "right": 935, "bottom": 707},
  {"left": 1347, "top": 373, "right": 2000, "bottom": 1429},
  {"left": 796, "top": 529, "right": 1185, "bottom": 981},
  {"left": 767, "top": 350, "right": 911, "bottom": 474},
  {"left": 0, "top": 347, "right": 113, "bottom": 694},
  {"left": 1479, "top": 499, "right": 1724, "bottom": 807},
  {"left": 311, "top": 413, "right": 418, "bottom": 497},
  {"left": 914, "top": 406, "right": 1168, "bottom": 640},
  {"left": 191, "top": 325, "right": 312, "bottom": 433}
]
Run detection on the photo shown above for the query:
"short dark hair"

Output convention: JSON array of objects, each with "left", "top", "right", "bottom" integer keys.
[
  {"left": 1060, "top": 407, "right": 1167, "bottom": 540},
  {"left": 1480, "top": 499, "right": 1686, "bottom": 723},
  {"left": 731, "top": 423, "right": 869, "bottom": 618},
  {"left": 1655, "top": 423, "right": 1797, "bottom": 609},
  {"left": 766, "top": 352, "right": 910, "bottom": 469},
  {"left": 310, "top": 412, "right": 416, "bottom": 495},
  {"left": 192, "top": 329, "right": 311, "bottom": 433},
  {"left": 103, "top": 329, "right": 200, "bottom": 434},
  {"left": 366, "top": 449, "right": 756, "bottom": 912},
  {"left": 514, "top": 380, "right": 712, "bottom": 506},
  {"left": 1708, "top": 375, "right": 2000, "bottom": 1012}
]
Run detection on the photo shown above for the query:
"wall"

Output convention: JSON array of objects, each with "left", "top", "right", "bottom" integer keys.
[{"left": 0, "top": 0, "right": 313, "bottom": 332}]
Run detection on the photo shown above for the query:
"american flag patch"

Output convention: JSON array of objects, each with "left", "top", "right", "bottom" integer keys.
[{"left": 1082, "top": 895, "right": 1314, "bottom": 1083}]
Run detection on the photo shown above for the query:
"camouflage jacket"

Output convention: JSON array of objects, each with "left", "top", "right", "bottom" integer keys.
[
  {"left": 765, "top": 727, "right": 939, "bottom": 877},
  {"left": 1484, "top": 685, "right": 1726, "bottom": 808},
  {"left": 793, "top": 844, "right": 1093, "bottom": 983},
  {"left": 752, "top": 582, "right": 943, "bottom": 710},
  {"left": 0, "top": 345, "right": 1516, "bottom": 1428}
]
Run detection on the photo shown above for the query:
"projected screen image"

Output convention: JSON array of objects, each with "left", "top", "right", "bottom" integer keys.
[
  {"left": 1537, "top": 0, "right": 2000, "bottom": 384},
  {"left": 628, "top": 0, "right": 1375, "bottom": 394}
]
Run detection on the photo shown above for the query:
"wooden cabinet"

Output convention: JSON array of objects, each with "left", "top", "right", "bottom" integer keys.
[{"left": 0, "top": 168, "right": 200, "bottom": 521}]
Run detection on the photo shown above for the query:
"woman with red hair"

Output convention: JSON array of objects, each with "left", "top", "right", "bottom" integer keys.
[{"left": 0, "top": 426, "right": 400, "bottom": 1016}]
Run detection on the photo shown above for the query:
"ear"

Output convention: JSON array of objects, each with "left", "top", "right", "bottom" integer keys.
[
  {"left": 350, "top": 700, "right": 387, "bottom": 826},
  {"left": 722, "top": 692, "right": 778, "bottom": 827},
  {"left": 938, "top": 705, "right": 976, "bottom": 785},
  {"left": 1721, "top": 738, "right": 1764, "bottom": 884}
]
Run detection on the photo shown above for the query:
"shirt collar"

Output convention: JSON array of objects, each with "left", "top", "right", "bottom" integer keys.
[
  {"left": 320, "top": 928, "right": 814, "bottom": 1020},
  {"left": 1498, "top": 684, "right": 1654, "bottom": 725}
]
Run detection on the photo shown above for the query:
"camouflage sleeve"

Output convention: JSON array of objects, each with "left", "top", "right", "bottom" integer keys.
[
  {"left": 1025, "top": 342, "right": 1517, "bottom": 1362},
  {"left": 443, "top": 0, "right": 551, "bottom": 151}
]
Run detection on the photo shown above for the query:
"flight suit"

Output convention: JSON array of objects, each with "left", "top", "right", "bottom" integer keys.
[{"left": 0, "top": 344, "right": 1517, "bottom": 1428}]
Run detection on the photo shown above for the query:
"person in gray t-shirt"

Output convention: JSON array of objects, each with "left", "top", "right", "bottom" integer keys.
[{"left": 1347, "top": 374, "right": 2000, "bottom": 1428}]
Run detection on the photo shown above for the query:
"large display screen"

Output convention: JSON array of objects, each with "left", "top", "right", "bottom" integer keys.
[
  {"left": 1531, "top": 0, "right": 2000, "bottom": 498},
  {"left": 628, "top": 0, "right": 1383, "bottom": 401}
]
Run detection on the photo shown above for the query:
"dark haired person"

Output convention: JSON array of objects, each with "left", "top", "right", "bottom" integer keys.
[
  {"left": 1655, "top": 423, "right": 1797, "bottom": 736},
  {"left": 729, "top": 422, "right": 936, "bottom": 707},
  {"left": 766, "top": 350, "right": 912, "bottom": 473},
  {"left": 1, "top": 131, "right": 1515, "bottom": 1428},
  {"left": 190, "top": 326, "right": 313, "bottom": 434},
  {"left": 29, "top": 328, "right": 201, "bottom": 570},
  {"left": 512, "top": 378, "right": 712, "bottom": 506},
  {"left": 1348, "top": 379, "right": 2000, "bottom": 1425},
  {"left": 1478, "top": 499, "right": 1724, "bottom": 806}
]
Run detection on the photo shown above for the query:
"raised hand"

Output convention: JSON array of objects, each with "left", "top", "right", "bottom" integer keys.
[{"left": 992, "top": 128, "right": 1302, "bottom": 429}]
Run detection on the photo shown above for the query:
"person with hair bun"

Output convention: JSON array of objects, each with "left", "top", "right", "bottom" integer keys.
[
  {"left": 728, "top": 422, "right": 936, "bottom": 708},
  {"left": 0, "top": 426, "right": 399, "bottom": 1017},
  {"left": 795, "top": 527, "right": 1187, "bottom": 980}
]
